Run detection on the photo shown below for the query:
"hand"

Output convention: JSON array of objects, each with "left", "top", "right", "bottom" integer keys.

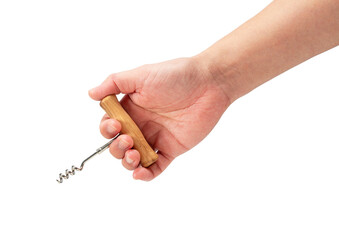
[{"left": 89, "top": 57, "right": 231, "bottom": 181}]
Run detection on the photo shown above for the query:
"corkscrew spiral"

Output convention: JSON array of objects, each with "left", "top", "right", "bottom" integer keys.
[
  {"left": 56, "top": 134, "right": 119, "bottom": 183},
  {"left": 57, "top": 165, "right": 82, "bottom": 183}
]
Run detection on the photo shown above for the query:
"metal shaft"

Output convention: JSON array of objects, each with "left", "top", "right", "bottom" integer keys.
[{"left": 56, "top": 133, "right": 120, "bottom": 183}]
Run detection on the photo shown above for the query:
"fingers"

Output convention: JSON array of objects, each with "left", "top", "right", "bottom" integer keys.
[
  {"left": 102, "top": 123, "right": 171, "bottom": 181},
  {"left": 88, "top": 74, "right": 120, "bottom": 101},
  {"left": 122, "top": 149, "right": 140, "bottom": 170},
  {"left": 88, "top": 67, "right": 146, "bottom": 101},
  {"left": 100, "top": 114, "right": 121, "bottom": 139},
  {"left": 99, "top": 105, "right": 167, "bottom": 180},
  {"left": 100, "top": 115, "right": 133, "bottom": 159},
  {"left": 109, "top": 134, "right": 133, "bottom": 159},
  {"left": 99, "top": 114, "right": 142, "bottom": 172},
  {"left": 133, "top": 153, "right": 173, "bottom": 181}
]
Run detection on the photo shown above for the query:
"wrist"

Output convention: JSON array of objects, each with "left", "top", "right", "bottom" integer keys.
[{"left": 193, "top": 47, "right": 244, "bottom": 104}]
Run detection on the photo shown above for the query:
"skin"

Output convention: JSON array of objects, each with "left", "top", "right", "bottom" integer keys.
[{"left": 89, "top": 0, "right": 339, "bottom": 181}]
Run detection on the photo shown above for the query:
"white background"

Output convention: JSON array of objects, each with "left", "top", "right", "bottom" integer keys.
[{"left": 0, "top": 0, "right": 338, "bottom": 239}]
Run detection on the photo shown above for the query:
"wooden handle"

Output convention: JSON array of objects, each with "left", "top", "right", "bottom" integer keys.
[{"left": 100, "top": 95, "right": 158, "bottom": 167}]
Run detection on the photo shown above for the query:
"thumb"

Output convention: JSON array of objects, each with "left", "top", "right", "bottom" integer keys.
[{"left": 89, "top": 68, "right": 144, "bottom": 101}]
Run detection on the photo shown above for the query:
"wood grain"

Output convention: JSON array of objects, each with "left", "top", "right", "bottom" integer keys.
[{"left": 100, "top": 95, "right": 158, "bottom": 167}]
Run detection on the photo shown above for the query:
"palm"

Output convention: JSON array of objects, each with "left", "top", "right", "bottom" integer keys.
[{"left": 118, "top": 58, "right": 230, "bottom": 178}]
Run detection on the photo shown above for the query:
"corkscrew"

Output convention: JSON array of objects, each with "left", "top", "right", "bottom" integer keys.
[
  {"left": 56, "top": 134, "right": 119, "bottom": 183},
  {"left": 56, "top": 95, "right": 158, "bottom": 184}
]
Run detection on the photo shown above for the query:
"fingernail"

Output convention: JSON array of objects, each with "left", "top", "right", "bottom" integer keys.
[
  {"left": 88, "top": 88, "right": 95, "bottom": 95},
  {"left": 118, "top": 139, "right": 130, "bottom": 150},
  {"left": 107, "top": 124, "right": 117, "bottom": 135},
  {"left": 126, "top": 156, "right": 133, "bottom": 164}
]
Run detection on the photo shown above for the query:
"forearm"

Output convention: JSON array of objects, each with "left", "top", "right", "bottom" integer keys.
[{"left": 196, "top": 0, "right": 339, "bottom": 102}]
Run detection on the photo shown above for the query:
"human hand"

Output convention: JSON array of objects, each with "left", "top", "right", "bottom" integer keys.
[{"left": 89, "top": 57, "right": 231, "bottom": 181}]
